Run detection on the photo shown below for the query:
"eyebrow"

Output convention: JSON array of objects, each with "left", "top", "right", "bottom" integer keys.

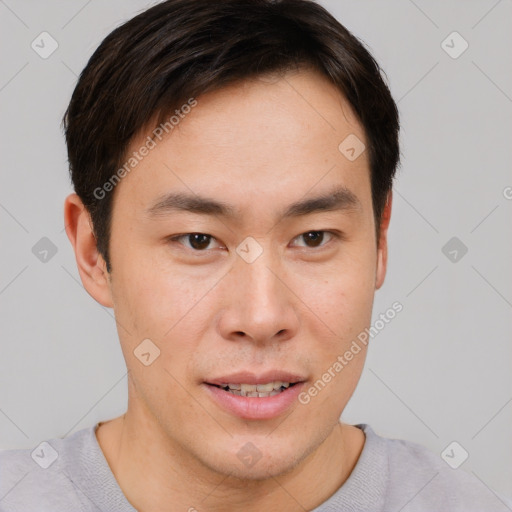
[{"left": 144, "top": 185, "right": 362, "bottom": 222}]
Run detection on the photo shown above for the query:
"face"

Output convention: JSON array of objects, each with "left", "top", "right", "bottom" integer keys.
[{"left": 71, "top": 68, "right": 389, "bottom": 480}]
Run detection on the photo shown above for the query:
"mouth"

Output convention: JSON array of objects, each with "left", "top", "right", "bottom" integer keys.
[
  {"left": 203, "top": 373, "right": 307, "bottom": 420},
  {"left": 207, "top": 381, "right": 300, "bottom": 398}
]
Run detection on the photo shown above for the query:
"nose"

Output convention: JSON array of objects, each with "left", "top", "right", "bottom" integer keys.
[{"left": 217, "top": 248, "right": 300, "bottom": 345}]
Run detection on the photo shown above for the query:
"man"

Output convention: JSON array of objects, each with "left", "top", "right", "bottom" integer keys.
[{"left": 1, "top": 0, "right": 510, "bottom": 511}]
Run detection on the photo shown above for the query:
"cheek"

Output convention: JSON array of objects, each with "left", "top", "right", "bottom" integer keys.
[
  {"left": 303, "top": 250, "right": 376, "bottom": 334},
  {"left": 112, "top": 260, "right": 206, "bottom": 400},
  {"left": 112, "top": 251, "right": 208, "bottom": 339},
  {"left": 111, "top": 255, "right": 220, "bottom": 388}
]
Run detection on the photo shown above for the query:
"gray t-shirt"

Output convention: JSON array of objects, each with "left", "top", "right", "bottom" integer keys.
[{"left": 1, "top": 422, "right": 510, "bottom": 511}]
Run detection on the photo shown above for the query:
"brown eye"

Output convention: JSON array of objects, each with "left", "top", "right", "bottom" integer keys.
[
  {"left": 302, "top": 231, "right": 324, "bottom": 247},
  {"left": 187, "top": 233, "right": 212, "bottom": 250},
  {"left": 170, "top": 233, "right": 217, "bottom": 251},
  {"left": 293, "top": 230, "right": 333, "bottom": 248}
]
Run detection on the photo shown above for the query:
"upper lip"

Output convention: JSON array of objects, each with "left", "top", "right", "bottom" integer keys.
[{"left": 205, "top": 370, "right": 307, "bottom": 386}]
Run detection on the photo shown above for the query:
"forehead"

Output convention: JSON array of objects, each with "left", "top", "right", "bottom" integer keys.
[{"left": 113, "top": 68, "right": 371, "bottom": 220}]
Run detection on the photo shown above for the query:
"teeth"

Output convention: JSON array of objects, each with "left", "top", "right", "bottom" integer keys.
[
  {"left": 226, "top": 382, "right": 291, "bottom": 392},
  {"left": 220, "top": 381, "right": 294, "bottom": 398},
  {"left": 256, "top": 383, "right": 274, "bottom": 393}
]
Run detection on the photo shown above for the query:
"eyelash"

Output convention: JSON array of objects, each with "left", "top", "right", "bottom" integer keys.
[{"left": 167, "top": 230, "right": 339, "bottom": 254}]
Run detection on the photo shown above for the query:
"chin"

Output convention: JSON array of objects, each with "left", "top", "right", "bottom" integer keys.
[{"left": 203, "top": 439, "right": 308, "bottom": 482}]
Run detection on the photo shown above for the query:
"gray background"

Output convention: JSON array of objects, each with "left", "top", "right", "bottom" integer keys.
[{"left": 1, "top": 0, "right": 511, "bottom": 499}]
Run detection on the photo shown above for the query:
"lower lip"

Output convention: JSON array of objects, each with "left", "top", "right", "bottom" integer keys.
[{"left": 203, "top": 382, "right": 306, "bottom": 420}]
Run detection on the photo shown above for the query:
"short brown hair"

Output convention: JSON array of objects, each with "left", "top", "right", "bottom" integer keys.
[{"left": 63, "top": 0, "right": 400, "bottom": 273}]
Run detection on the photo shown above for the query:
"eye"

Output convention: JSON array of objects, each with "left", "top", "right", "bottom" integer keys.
[
  {"left": 168, "top": 230, "right": 338, "bottom": 254},
  {"left": 168, "top": 233, "right": 222, "bottom": 252},
  {"left": 291, "top": 230, "right": 336, "bottom": 249}
]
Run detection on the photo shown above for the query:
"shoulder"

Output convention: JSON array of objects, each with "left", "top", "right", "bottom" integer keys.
[
  {"left": 361, "top": 425, "right": 512, "bottom": 512},
  {"left": 0, "top": 426, "right": 95, "bottom": 512}
]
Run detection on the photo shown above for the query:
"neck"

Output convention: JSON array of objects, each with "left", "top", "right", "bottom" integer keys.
[{"left": 96, "top": 409, "right": 365, "bottom": 512}]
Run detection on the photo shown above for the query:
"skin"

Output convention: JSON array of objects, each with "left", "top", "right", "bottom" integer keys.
[{"left": 64, "top": 67, "right": 392, "bottom": 512}]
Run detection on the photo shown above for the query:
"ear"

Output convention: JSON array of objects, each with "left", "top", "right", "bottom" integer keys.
[
  {"left": 64, "top": 193, "right": 114, "bottom": 308},
  {"left": 375, "top": 191, "right": 392, "bottom": 290}
]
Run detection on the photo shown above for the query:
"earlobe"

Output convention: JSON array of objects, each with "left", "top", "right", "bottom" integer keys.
[
  {"left": 375, "top": 191, "right": 392, "bottom": 290},
  {"left": 64, "top": 193, "right": 114, "bottom": 308}
]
